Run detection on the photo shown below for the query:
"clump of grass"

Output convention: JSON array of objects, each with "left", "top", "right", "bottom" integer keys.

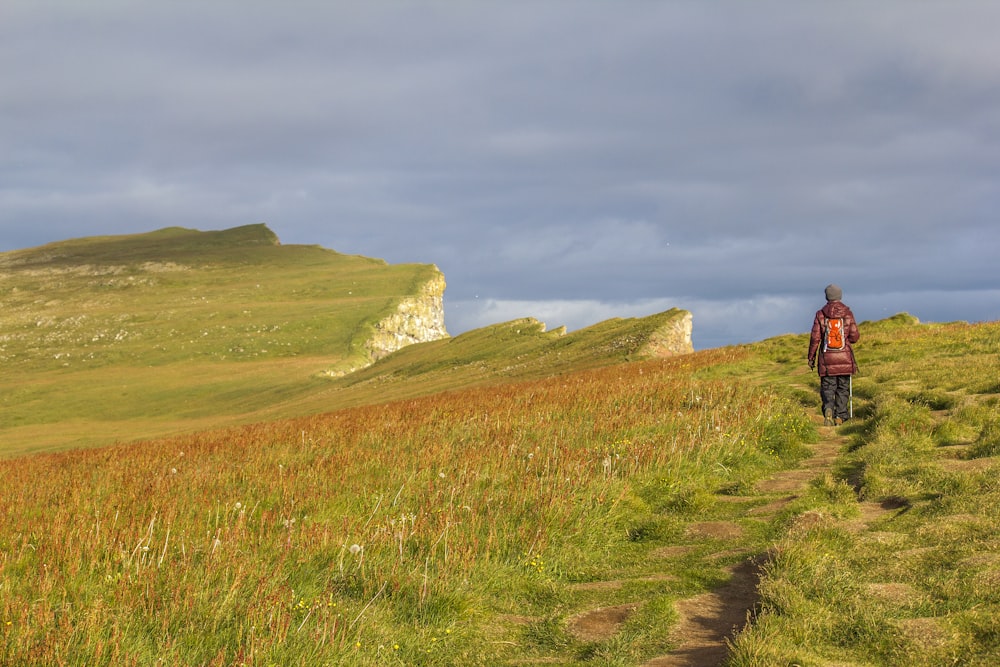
[
  {"left": 902, "top": 389, "right": 959, "bottom": 411},
  {"left": 932, "top": 418, "right": 979, "bottom": 447},
  {"left": 757, "top": 407, "right": 816, "bottom": 461},
  {"left": 970, "top": 380, "right": 1000, "bottom": 395},
  {"left": 966, "top": 417, "right": 1000, "bottom": 459}
]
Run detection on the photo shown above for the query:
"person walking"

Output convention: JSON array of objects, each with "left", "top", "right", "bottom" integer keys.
[{"left": 808, "top": 284, "right": 860, "bottom": 426}]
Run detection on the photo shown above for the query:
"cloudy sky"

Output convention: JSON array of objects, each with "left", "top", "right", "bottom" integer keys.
[{"left": 3, "top": 2, "right": 998, "bottom": 349}]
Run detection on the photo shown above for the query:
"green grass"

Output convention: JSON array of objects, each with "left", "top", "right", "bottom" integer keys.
[
  {"left": 0, "top": 225, "right": 446, "bottom": 453},
  {"left": 4, "top": 312, "right": 999, "bottom": 664},
  {"left": 0, "top": 348, "right": 813, "bottom": 665},
  {"left": 0, "top": 225, "right": 695, "bottom": 456},
  {"left": 3, "top": 226, "right": 1000, "bottom": 664},
  {"left": 726, "top": 317, "right": 1000, "bottom": 666}
]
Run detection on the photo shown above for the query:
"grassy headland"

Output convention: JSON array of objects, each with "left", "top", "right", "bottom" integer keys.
[
  {"left": 0, "top": 225, "right": 443, "bottom": 454},
  {"left": 1, "top": 298, "right": 997, "bottom": 663},
  {"left": 1, "top": 227, "right": 999, "bottom": 664}
]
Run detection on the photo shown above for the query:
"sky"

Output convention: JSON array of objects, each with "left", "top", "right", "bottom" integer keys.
[{"left": 2, "top": 2, "right": 998, "bottom": 350}]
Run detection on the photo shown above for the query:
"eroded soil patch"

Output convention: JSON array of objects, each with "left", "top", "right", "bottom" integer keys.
[
  {"left": 641, "top": 558, "right": 762, "bottom": 667},
  {"left": 535, "top": 422, "right": 877, "bottom": 666},
  {"left": 641, "top": 424, "right": 849, "bottom": 665},
  {"left": 567, "top": 603, "right": 640, "bottom": 642}
]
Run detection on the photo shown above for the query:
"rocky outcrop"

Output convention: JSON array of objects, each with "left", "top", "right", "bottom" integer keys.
[
  {"left": 364, "top": 268, "right": 449, "bottom": 361},
  {"left": 638, "top": 309, "right": 694, "bottom": 357}
]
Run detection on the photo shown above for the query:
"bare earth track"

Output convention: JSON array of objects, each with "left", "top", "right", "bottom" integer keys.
[{"left": 561, "top": 417, "right": 890, "bottom": 666}]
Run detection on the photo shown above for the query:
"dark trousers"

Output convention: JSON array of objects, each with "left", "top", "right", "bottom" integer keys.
[{"left": 820, "top": 375, "right": 852, "bottom": 420}]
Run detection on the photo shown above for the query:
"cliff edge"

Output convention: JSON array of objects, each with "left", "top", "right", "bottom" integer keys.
[{"left": 364, "top": 269, "right": 449, "bottom": 361}]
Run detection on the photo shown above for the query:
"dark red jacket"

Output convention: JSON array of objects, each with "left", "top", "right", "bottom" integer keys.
[{"left": 808, "top": 301, "right": 859, "bottom": 376}]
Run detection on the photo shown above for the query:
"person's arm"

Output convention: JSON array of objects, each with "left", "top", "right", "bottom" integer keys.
[
  {"left": 847, "top": 309, "right": 860, "bottom": 344},
  {"left": 807, "top": 313, "right": 822, "bottom": 368}
]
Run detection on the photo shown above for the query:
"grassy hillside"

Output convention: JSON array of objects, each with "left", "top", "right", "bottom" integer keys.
[
  {"left": 306, "top": 309, "right": 693, "bottom": 411},
  {"left": 728, "top": 316, "right": 1000, "bottom": 666},
  {"left": 0, "top": 224, "right": 445, "bottom": 454},
  {"left": 0, "top": 225, "right": 691, "bottom": 456},
  {"left": 1, "top": 309, "right": 998, "bottom": 664}
]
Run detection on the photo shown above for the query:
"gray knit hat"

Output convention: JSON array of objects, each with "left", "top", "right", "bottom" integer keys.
[{"left": 825, "top": 284, "right": 843, "bottom": 301}]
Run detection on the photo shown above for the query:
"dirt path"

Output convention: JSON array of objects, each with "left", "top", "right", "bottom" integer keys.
[
  {"left": 563, "top": 418, "right": 887, "bottom": 666},
  {"left": 643, "top": 425, "right": 851, "bottom": 666},
  {"left": 639, "top": 556, "right": 762, "bottom": 667}
]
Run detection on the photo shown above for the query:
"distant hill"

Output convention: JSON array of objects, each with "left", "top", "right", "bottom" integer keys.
[
  {"left": 0, "top": 224, "right": 692, "bottom": 456},
  {"left": 0, "top": 224, "right": 448, "bottom": 454},
  {"left": 317, "top": 311, "right": 694, "bottom": 409},
  {"left": 0, "top": 224, "right": 448, "bottom": 369}
]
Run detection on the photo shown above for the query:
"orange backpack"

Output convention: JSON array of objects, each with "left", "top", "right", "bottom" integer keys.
[{"left": 821, "top": 315, "right": 846, "bottom": 352}]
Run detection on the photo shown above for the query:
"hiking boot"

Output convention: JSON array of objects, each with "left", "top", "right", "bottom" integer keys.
[
  {"left": 835, "top": 417, "right": 844, "bottom": 426},
  {"left": 823, "top": 409, "right": 834, "bottom": 426}
]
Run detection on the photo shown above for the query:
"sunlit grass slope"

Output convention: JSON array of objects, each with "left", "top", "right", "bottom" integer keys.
[
  {"left": 728, "top": 315, "right": 1000, "bottom": 666},
  {"left": 1, "top": 344, "right": 811, "bottom": 666},
  {"left": 300, "top": 309, "right": 694, "bottom": 412},
  {"left": 3, "top": 223, "right": 999, "bottom": 664},
  {"left": 0, "top": 224, "right": 442, "bottom": 454},
  {"left": 2, "top": 312, "right": 999, "bottom": 664},
  {"left": 0, "top": 219, "right": 693, "bottom": 456}
]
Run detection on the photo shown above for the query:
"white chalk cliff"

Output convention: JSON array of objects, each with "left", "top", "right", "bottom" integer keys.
[{"left": 364, "top": 268, "right": 449, "bottom": 361}]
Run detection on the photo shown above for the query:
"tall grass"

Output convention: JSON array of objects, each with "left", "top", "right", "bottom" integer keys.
[
  {"left": 6, "top": 293, "right": 997, "bottom": 664},
  {"left": 0, "top": 347, "right": 812, "bottom": 665}
]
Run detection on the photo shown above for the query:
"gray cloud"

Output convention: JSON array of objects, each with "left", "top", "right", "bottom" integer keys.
[{"left": 2, "top": 2, "right": 998, "bottom": 348}]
